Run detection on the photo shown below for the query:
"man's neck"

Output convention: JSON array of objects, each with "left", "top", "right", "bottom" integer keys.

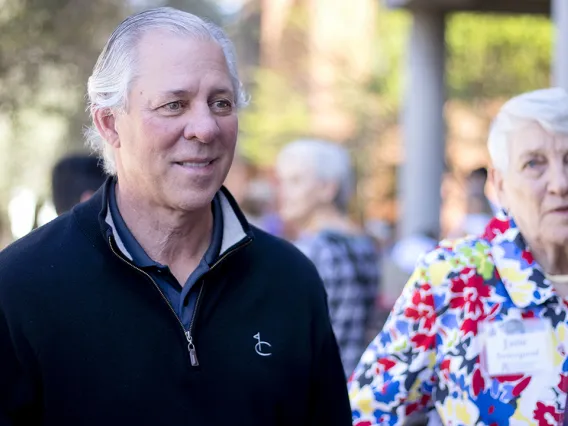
[
  {"left": 115, "top": 183, "right": 213, "bottom": 272},
  {"left": 302, "top": 206, "right": 359, "bottom": 236}
]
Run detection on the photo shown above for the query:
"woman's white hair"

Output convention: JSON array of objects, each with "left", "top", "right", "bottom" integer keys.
[
  {"left": 85, "top": 7, "right": 247, "bottom": 175},
  {"left": 277, "top": 138, "right": 355, "bottom": 212},
  {"left": 488, "top": 87, "right": 568, "bottom": 172}
]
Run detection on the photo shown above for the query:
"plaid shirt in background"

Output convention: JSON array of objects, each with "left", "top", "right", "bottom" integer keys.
[{"left": 295, "top": 230, "right": 380, "bottom": 376}]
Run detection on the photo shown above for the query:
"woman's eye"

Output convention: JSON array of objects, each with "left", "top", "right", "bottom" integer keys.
[{"left": 524, "top": 158, "right": 545, "bottom": 169}]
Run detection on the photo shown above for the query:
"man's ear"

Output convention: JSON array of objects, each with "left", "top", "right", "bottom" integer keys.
[{"left": 92, "top": 108, "right": 120, "bottom": 148}]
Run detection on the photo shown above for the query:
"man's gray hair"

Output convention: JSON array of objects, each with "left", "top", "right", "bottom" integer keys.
[
  {"left": 278, "top": 138, "right": 355, "bottom": 212},
  {"left": 488, "top": 87, "right": 568, "bottom": 172},
  {"left": 85, "top": 7, "right": 247, "bottom": 175}
]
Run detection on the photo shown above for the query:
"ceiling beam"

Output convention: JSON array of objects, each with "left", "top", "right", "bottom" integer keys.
[{"left": 384, "top": 0, "right": 550, "bottom": 15}]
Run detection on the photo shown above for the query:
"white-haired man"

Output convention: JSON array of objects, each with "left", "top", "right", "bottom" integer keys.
[
  {"left": 0, "top": 8, "right": 351, "bottom": 425},
  {"left": 349, "top": 87, "right": 568, "bottom": 425},
  {"left": 276, "top": 139, "right": 380, "bottom": 376}
]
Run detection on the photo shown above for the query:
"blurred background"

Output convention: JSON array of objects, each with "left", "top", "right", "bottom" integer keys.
[{"left": 0, "top": 0, "right": 563, "bottom": 307}]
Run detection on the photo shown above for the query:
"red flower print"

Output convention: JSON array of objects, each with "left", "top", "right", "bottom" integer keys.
[
  {"left": 463, "top": 273, "right": 491, "bottom": 315},
  {"left": 410, "top": 333, "right": 436, "bottom": 350},
  {"left": 461, "top": 318, "right": 479, "bottom": 335},
  {"left": 472, "top": 368, "right": 485, "bottom": 396},
  {"left": 405, "top": 395, "right": 431, "bottom": 416},
  {"left": 495, "top": 374, "right": 523, "bottom": 383},
  {"left": 405, "top": 403, "right": 419, "bottom": 416},
  {"left": 534, "top": 402, "right": 561, "bottom": 426},
  {"left": 483, "top": 217, "right": 510, "bottom": 241},
  {"left": 377, "top": 358, "right": 396, "bottom": 373},
  {"left": 558, "top": 374, "right": 568, "bottom": 393},
  {"left": 512, "top": 376, "right": 531, "bottom": 396},
  {"left": 440, "top": 359, "right": 451, "bottom": 380},
  {"left": 404, "top": 285, "right": 436, "bottom": 331},
  {"left": 354, "top": 422, "right": 372, "bottom": 426},
  {"left": 450, "top": 269, "right": 491, "bottom": 332},
  {"left": 521, "top": 250, "right": 534, "bottom": 264}
]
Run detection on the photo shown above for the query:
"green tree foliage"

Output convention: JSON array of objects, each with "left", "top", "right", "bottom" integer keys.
[
  {"left": 0, "top": 0, "right": 129, "bottom": 246},
  {"left": 235, "top": 5, "right": 553, "bottom": 223},
  {"left": 447, "top": 12, "right": 552, "bottom": 99},
  {"left": 238, "top": 69, "right": 311, "bottom": 165}
]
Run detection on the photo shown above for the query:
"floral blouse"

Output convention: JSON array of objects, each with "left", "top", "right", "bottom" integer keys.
[{"left": 349, "top": 214, "right": 568, "bottom": 425}]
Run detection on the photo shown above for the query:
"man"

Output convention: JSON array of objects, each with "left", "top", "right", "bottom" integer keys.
[
  {"left": 276, "top": 139, "right": 380, "bottom": 375},
  {"left": 0, "top": 8, "right": 351, "bottom": 425},
  {"left": 51, "top": 154, "right": 106, "bottom": 215}
]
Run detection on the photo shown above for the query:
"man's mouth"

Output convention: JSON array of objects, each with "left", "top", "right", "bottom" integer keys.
[{"left": 175, "top": 160, "right": 214, "bottom": 168}]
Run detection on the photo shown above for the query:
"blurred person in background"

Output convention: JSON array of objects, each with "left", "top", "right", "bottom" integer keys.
[
  {"left": 0, "top": 8, "right": 352, "bottom": 425},
  {"left": 240, "top": 178, "right": 284, "bottom": 236},
  {"left": 349, "top": 87, "right": 568, "bottom": 425},
  {"left": 449, "top": 167, "right": 495, "bottom": 237},
  {"left": 224, "top": 154, "right": 283, "bottom": 236},
  {"left": 276, "top": 138, "right": 380, "bottom": 376},
  {"left": 51, "top": 154, "right": 106, "bottom": 215},
  {"left": 223, "top": 151, "right": 253, "bottom": 206},
  {"left": 381, "top": 229, "right": 438, "bottom": 308}
]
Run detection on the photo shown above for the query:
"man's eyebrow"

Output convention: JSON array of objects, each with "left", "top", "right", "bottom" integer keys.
[
  {"left": 158, "top": 89, "right": 192, "bottom": 98},
  {"left": 210, "top": 87, "right": 235, "bottom": 98},
  {"left": 156, "top": 87, "right": 234, "bottom": 98}
]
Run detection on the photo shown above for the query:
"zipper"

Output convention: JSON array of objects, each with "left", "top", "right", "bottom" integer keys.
[
  {"left": 186, "top": 282, "right": 205, "bottom": 366},
  {"left": 184, "top": 237, "right": 252, "bottom": 365},
  {"left": 108, "top": 235, "right": 252, "bottom": 367}
]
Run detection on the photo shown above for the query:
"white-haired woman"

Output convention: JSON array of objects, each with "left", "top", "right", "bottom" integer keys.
[
  {"left": 349, "top": 87, "right": 568, "bottom": 425},
  {"left": 276, "top": 139, "right": 380, "bottom": 375}
]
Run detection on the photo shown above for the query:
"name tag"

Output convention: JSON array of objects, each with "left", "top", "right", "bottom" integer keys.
[{"left": 479, "top": 318, "right": 553, "bottom": 377}]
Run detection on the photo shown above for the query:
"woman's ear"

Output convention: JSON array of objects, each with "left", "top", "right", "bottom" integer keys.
[{"left": 489, "top": 167, "right": 508, "bottom": 211}]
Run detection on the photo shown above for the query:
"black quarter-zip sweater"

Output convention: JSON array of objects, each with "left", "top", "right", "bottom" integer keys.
[{"left": 0, "top": 181, "right": 352, "bottom": 426}]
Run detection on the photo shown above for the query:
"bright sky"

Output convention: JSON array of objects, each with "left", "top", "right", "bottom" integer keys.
[
  {"left": 129, "top": 0, "right": 245, "bottom": 15},
  {"left": 216, "top": 0, "right": 244, "bottom": 14}
]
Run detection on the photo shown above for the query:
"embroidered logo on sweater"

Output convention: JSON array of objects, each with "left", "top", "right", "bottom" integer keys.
[{"left": 253, "top": 333, "right": 272, "bottom": 356}]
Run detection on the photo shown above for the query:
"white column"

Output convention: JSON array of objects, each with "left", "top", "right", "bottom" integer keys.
[
  {"left": 399, "top": 9, "right": 446, "bottom": 238},
  {"left": 552, "top": 0, "right": 568, "bottom": 90}
]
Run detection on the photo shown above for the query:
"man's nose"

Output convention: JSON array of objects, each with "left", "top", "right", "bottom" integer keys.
[{"left": 183, "top": 104, "right": 220, "bottom": 143}]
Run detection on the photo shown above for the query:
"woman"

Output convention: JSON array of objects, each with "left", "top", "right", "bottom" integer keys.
[
  {"left": 349, "top": 87, "right": 568, "bottom": 425},
  {"left": 276, "top": 139, "right": 380, "bottom": 375}
]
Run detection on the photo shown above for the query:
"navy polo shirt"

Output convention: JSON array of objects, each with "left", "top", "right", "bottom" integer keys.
[{"left": 108, "top": 182, "right": 223, "bottom": 330}]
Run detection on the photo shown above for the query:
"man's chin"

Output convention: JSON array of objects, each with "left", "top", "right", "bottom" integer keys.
[{"left": 170, "top": 187, "right": 219, "bottom": 213}]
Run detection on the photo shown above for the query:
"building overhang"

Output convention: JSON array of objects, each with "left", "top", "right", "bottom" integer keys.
[{"left": 384, "top": 0, "right": 550, "bottom": 14}]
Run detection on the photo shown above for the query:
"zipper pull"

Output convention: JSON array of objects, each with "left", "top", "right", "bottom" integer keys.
[{"left": 186, "top": 331, "right": 199, "bottom": 367}]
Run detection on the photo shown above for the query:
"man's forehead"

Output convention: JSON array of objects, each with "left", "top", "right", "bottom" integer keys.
[
  {"left": 130, "top": 31, "right": 232, "bottom": 94},
  {"left": 137, "top": 28, "right": 209, "bottom": 49},
  {"left": 135, "top": 29, "right": 225, "bottom": 70}
]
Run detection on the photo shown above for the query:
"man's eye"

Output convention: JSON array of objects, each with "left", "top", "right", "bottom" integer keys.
[
  {"left": 211, "top": 99, "right": 233, "bottom": 112},
  {"left": 163, "top": 101, "right": 183, "bottom": 111}
]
